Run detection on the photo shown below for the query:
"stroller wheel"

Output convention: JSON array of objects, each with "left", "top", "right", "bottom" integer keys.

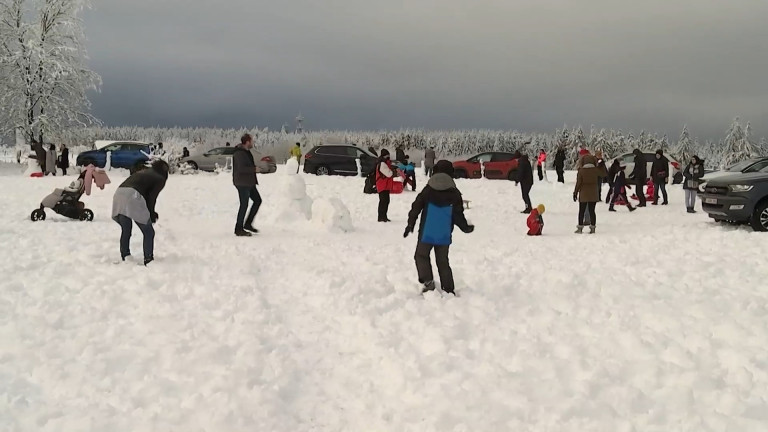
[
  {"left": 31, "top": 209, "right": 46, "bottom": 222},
  {"left": 79, "top": 209, "right": 94, "bottom": 221}
]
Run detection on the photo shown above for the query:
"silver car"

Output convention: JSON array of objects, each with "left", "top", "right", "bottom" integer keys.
[
  {"left": 181, "top": 146, "right": 276, "bottom": 173},
  {"left": 613, "top": 152, "right": 684, "bottom": 184}
]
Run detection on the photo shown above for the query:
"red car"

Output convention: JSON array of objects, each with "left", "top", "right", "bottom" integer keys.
[{"left": 452, "top": 152, "right": 520, "bottom": 180}]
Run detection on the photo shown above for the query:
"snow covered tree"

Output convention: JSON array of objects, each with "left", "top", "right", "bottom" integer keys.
[
  {"left": 675, "top": 125, "right": 694, "bottom": 162},
  {"left": 721, "top": 117, "right": 758, "bottom": 168},
  {"left": 760, "top": 137, "right": 768, "bottom": 155},
  {"left": 0, "top": 0, "right": 101, "bottom": 145}
]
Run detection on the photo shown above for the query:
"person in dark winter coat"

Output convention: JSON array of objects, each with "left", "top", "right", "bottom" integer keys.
[
  {"left": 516, "top": 152, "right": 534, "bottom": 213},
  {"left": 683, "top": 155, "right": 704, "bottom": 213},
  {"left": 395, "top": 146, "right": 407, "bottom": 164},
  {"left": 609, "top": 164, "right": 636, "bottom": 213},
  {"left": 405, "top": 160, "right": 474, "bottom": 295},
  {"left": 232, "top": 133, "right": 262, "bottom": 237},
  {"left": 631, "top": 149, "right": 647, "bottom": 207},
  {"left": 573, "top": 154, "right": 604, "bottom": 233},
  {"left": 553, "top": 147, "right": 566, "bottom": 183},
  {"left": 58, "top": 144, "right": 69, "bottom": 175},
  {"left": 605, "top": 159, "right": 621, "bottom": 204},
  {"left": 112, "top": 159, "right": 169, "bottom": 265},
  {"left": 651, "top": 149, "right": 670, "bottom": 205},
  {"left": 376, "top": 149, "right": 395, "bottom": 222},
  {"left": 424, "top": 147, "right": 436, "bottom": 177},
  {"left": 32, "top": 141, "right": 46, "bottom": 173},
  {"left": 182, "top": 147, "right": 190, "bottom": 158}
]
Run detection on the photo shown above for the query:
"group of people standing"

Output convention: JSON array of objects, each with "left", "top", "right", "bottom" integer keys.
[{"left": 31, "top": 142, "right": 70, "bottom": 176}]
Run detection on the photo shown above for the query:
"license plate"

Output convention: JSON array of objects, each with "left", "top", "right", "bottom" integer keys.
[{"left": 705, "top": 198, "right": 717, "bottom": 204}]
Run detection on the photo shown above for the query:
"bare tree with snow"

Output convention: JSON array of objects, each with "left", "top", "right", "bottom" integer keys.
[{"left": 0, "top": 0, "right": 101, "bottom": 146}]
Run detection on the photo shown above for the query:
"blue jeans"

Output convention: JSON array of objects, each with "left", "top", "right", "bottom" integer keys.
[
  {"left": 116, "top": 214, "right": 155, "bottom": 260},
  {"left": 236, "top": 186, "right": 262, "bottom": 231}
]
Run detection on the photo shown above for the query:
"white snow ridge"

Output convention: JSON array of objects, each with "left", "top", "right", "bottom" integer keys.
[{"left": 1, "top": 167, "right": 768, "bottom": 432}]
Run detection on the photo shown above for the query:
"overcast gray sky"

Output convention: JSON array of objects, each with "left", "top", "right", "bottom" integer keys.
[{"left": 83, "top": 0, "right": 768, "bottom": 140}]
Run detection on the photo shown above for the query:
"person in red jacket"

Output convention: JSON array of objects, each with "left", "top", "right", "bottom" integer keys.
[
  {"left": 376, "top": 149, "right": 395, "bottom": 222},
  {"left": 536, "top": 150, "right": 547, "bottom": 181},
  {"left": 526, "top": 204, "right": 545, "bottom": 236}
]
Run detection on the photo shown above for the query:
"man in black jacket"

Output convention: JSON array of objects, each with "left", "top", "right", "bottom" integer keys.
[
  {"left": 516, "top": 152, "right": 534, "bottom": 213},
  {"left": 112, "top": 160, "right": 169, "bottom": 265},
  {"left": 405, "top": 160, "right": 474, "bottom": 295},
  {"left": 553, "top": 147, "right": 566, "bottom": 183},
  {"left": 631, "top": 149, "right": 647, "bottom": 207},
  {"left": 233, "top": 133, "right": 262, "bottom": 237},
  {"left": 651, "top": 149, "right": 670, "bottom": 205}
]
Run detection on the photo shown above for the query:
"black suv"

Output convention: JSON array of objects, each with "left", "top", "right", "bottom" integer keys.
[
  {"left": 700, "top": 165, "right": 768, "bottom": 231},
  {"left": 303, "top": 145, "right": 377, "bottom": 176}
]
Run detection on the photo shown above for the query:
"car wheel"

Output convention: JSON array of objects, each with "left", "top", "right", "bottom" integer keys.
[
  {"left": 454, "top": 169, "right": 467, "bottom": 179},
  {"left": 749, "top": 201, "right": 768, "bottom": 232},
  {"left": 186, "top": 161, "right": 198, "bottom": 170},
  {"left": 316, "top": 166, "right": 331, "bottom": 176},
  {"left": 30, "top": 209, "right": 46, "bottom": 222},
  {"left": 79, "top": 209, "right": 94, "bottom": 222}
]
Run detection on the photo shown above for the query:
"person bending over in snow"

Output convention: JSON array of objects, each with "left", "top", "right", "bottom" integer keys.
[
  {"left": 397, "top": 158, "right": 417, "bottom": 191},
  {"left": 112, "top": 159, "right": 169, "bottom": 266},
  {"left": 609, "top": 164, "right": 636, "bottom": 213},
  {"left": 404, "top": 160, "right": 474, "bottom": 295},
  {"left": 527, "top": 204, "right": 545, "bottom": 236}
]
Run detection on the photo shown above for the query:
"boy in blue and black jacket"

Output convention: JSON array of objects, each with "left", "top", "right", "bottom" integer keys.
[{"left": 404, "top": 160, "right": 474, "bottom": 295}]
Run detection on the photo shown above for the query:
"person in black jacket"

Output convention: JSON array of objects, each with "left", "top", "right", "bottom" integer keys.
[
  {"left": 182, "top": 147, "right": 190, "bottom": 158},
  {"left": 683, "top": 156, "right": 704, "bottom": 213},
  {"left": 516, "top": 152, "right": 534, "bottom": 213},
  {"left": 112, "top": 159, "right": 169, "bottom": 265},
  {"left": 553, "top": 147, "right": 566, "bottom": 183},
  {"left": 605, "top": 159, "right": 621, "bottom": 203},
  {"left": 631, "top": 149, "right": 647, "bottom": 207},
  {"left": 651, "top": 149, "right": 669, "bottom": 205},
  {"left": 232, "top": 133, "right": 262, "bottom": 237},
  {"left": 58, "top": 144, "right": 69, "bottom": 175},
  {"left": 395, "top": 145, "right": 407, "bottom": 164},
  {"left": 608, "top": 164, "right": 636, "bottom": 213},
  {"left": 405, "top": 160, "right": 474, "bottom": 295}
]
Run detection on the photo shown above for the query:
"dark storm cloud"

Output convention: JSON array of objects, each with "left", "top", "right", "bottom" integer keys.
[{"left": 84, "top": 0, "right": 768, "bottom": 139}]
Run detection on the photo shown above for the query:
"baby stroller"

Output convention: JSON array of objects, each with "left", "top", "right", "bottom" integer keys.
[{"left": 31, "top": 165, "right": 110, "bottom": 222}]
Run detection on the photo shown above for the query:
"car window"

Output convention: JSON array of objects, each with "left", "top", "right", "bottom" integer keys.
[
  {"left": 316, "top": 146, "right": 346, "bottom": 156},
  {"left": 491, "top": 153, "right": 515, "bottom": 162},
  {"left": 744, "top": 160, "right": 768, "bottom": 173},
  {"left": 622, "top": 154, "right": 635, "bottom": 163},
  {"left": 468, "top": 153, "right": 492, "bottom": 163},
  {"left": 102, "top": 144, "right": 121, "bottom": 152},
  {"left": 222, "top": 147, "right": 236, "bottom": 155},
  {"left": 760, "top": 165, "right": 768, "bottom": 173},
  {"left": 726, "top": 159, "right": 755, "bottom": 171},
  {"left": 207, "top": 148, "right": 223, "bottom": 155}
]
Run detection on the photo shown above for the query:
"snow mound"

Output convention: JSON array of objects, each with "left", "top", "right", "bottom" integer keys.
[
  {"left": 266, "top": 174, "right": 313, "bottom": 223},
  {"left": 311, "top": 197, "right": 354, "bottom": 232},
  {"left": 22, "top": 158, "right": 41, "bottom": 176}
]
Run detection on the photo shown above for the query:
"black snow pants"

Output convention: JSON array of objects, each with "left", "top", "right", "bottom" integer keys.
[{"left": 415, "top": 242, "right": 454, "bottom": 293}]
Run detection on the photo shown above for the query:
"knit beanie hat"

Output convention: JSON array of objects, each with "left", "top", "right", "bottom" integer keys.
[
  {"left": 537, "top": 204, "right": 545, "bottom": 214},
  {"left": 433, "top": 160, "right": 455, "bottom": 177}
]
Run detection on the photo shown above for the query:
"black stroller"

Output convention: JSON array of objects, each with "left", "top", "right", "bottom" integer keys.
[{"left": 31, "top": 167, "right": 110, "bottom": 222}]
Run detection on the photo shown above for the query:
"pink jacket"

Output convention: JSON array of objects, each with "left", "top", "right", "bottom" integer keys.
[{"left": 83, "top": 165, "right": 111, "bottom": 195}]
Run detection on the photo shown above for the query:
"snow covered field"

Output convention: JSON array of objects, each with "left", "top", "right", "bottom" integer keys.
[{"left": 2, "top": 162, "right": 768, "bottom": 431}]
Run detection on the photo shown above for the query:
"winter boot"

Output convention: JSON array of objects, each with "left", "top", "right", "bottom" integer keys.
[
  {"left": 609, "top": 206, "right": 616, "bottom": 212},
  {"left": 243, "top": 225, "right": 259, "bottom": 233},
  {"left": 521, "top": 208, "right": 532, "bottom": 214},
  {"left": 574, "top": 225, "right": 584, "bottom": 234},
  {"left": 421, "top": 280, "right": 436, "bottom": 293},
  {"left": 235, "top": 229, "right": 252, "bottom": 237},
  {"left": 144, "top": 256, "right": 154, "bottom": 266},
  {"left": 629, "top": 206, "right": 636, "bottom": 212},
  {"left": 589, "top": 225, "right": 596, "bottom": 234}
]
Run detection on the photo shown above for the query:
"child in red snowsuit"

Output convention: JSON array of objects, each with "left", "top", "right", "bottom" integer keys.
[{"left": 526, "top": 204, "right": 545, "bottom": 236}]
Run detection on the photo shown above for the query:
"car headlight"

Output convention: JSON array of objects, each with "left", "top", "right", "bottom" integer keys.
[{"left": 729, "top": 185, "right": 753, "bottom": 192}]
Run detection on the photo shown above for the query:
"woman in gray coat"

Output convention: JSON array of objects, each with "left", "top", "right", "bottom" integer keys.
[{"left": 45, "top": 144, "right": 57, "bottom": 176}]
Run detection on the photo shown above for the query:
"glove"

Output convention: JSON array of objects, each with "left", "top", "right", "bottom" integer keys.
[
  {"left": 572, "top": 194, "right": 578, "bottom": 202},
  {"left": 464, "top": 225, "right": 475, "bottom": 233},
  {"left": 151, "top": 211, "right": 159, "bottom": 223},
  {"left": 403, "top": 226, "right": 413, "bottom": 238}
]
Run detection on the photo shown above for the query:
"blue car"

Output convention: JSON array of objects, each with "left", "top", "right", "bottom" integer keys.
[{"left": 76, "top": 142, "right": 151, "bottom": 170}]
